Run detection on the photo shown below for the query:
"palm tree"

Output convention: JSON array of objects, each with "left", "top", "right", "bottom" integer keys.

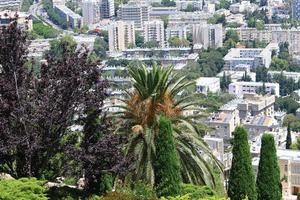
[{"left": 114, "top": 63, "right": 223, "bottom": 190}]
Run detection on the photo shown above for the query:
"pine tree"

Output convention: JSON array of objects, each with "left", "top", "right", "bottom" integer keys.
[
  {"left": 286, "top": 124, "right": 292, "bottom": 149},
  {"left": 154, "top": 116, "right": 181, "bottom": 197},
  {"left": 228, "top": 126, "right": 257, "bottom": 200},
  {"left": 256, "top": 134, "right": 282, "bottom": 200}
]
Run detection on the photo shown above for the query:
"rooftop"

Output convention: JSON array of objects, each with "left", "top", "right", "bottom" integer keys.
[{"left": 196, "top": 77, "right": 219, "bottom": 86}]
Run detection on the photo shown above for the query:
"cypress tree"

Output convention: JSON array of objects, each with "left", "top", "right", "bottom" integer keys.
[
  {"left": 154, "top": 116, "right": 181, "bottom": 197},
  {"left": 256, "top": 134, "right": 282, "bottom": 200},
  {"left": 286, "top": 124, "right": 292, "bottom": 149},
  {"left": 228, "top": 126, "right": 257, "bottom": 200}
]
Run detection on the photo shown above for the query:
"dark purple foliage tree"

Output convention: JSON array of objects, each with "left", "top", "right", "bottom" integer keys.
[{"left": 0, "top": 19, "right": 126, "bottom": 189}]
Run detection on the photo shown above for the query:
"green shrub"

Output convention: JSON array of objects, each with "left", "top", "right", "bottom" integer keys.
[
  {"left": 181, "top": 184, "right": 216, "bottom": 199},
  {"left": 0, "top": 178, "right": 47, "bottom": 200}
]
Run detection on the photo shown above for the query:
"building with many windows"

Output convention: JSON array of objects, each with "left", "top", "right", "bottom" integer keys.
[
  {"left": 0, "top": 10, "right": 32, "bottom": 30},
  {"left": 100, "top": 0, "right": 115, "bottom": 18},
  {"left": 118, "top": 1, "right": 150, "bottom": 29},
  {"left": 143, "top": 20, "right": 165, "bottom": 47},
  {"left": 192, "top": 24, "right": 223, "bottom": 49},
  {"left": 228, "top": 81, "right": 280, "bottom": 97},
  {"left": 108, "top": 21, "right": 135, "bottom": 52},
  {"left": 166, "top": 25, "right": 187, "bottom": 43},
  {"left": 223, "top": 45, "right": 274, "bottom": 69},
  {"left": 82, "top": 0, "right": 100, "bottom": 26}
]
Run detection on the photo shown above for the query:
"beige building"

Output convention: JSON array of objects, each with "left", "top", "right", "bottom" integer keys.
[
  {"left": 143, "top": 20, "right": 165, "bottom": 47},
  {"left": 207, "top": 110, "right": 240, "bottom": 139},
  {"left": 108, "top": 21, "right": 135, "bottom": 52},
  {"left": 238, "top": 94, "right": 275, "bottom": 119}
]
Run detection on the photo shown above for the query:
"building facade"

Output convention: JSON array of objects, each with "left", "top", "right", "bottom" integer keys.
[
  {"left": 118, "top": 1, "right": 150, "bottom": 29},
  {"left": 82, "top": 0, "right": 100, "bottom": 26},
  {"left": 100, "top": 0, "right": 115, "bottom": 18},
  {"left": 54, "top": 5, "right": 83, "bottom": 29},
  {"left": 192, "top": 24, "right": 223, "bottom": 49},
  {"left": 228, "top": 81, "right": 280, "bottom": 97},
  {"left": 108, "top": 21, "right": 135, "bottom": 52},
  {"left": 196, "top": 77, "right": 220, "bottom": 94},
  {"left": 143, "top": 20, "right": 165, "bottom": 47}
]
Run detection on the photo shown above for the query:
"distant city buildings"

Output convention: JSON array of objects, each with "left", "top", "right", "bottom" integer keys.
[
  {"left": 143, "top": 20, "right": 165, "bottom": 47},
  {"left": 118, "top": 1, "right": 150, "bottom": 29},
  {"left": 192, "top": 24, "right": 223, "bottom": 49},
  {"left": 108, "top": 21, "right": 135, "bottom": 52},
  {"left": 150, "top": 7, "right": 178, "bottom": 19}
]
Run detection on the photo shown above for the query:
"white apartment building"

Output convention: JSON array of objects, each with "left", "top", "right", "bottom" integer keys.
[
  {"left": 166, "top": 25, "right": 187, "bottom": 42},
  {"left": 100, "top": 0, "right": 115, "bottom": 18},
  {"left": 196, "top": 77, "right": 220, "bottom": 94},
  {"left": 192, "top": 24, "right": 223, "bottom": 49},
  {"left": 217, "top": 70, "right": 256, "bottom": 83},
  {"left": 228, "top": 81, "right": 280, "bottom": 97},
  {"left": 143, "top": 20, "right": 165, "bottom": 47},
  {"left": 204, "top": 136, "right": 224, "bottom": 164},
  {"left": 223, "top": 45, "right": 274, "bottom": 69},
  {"left": 0, "top": 0, "right": 21, "bottom": 11},
  {"left": 82, "top": 0, "right": 100, "bottom": 26},
  {"left": 118, "top": 1, "right": 150, "bottom": 29},
  {"left": 108, "top": 21, "right": 135, "bottom": 52}
]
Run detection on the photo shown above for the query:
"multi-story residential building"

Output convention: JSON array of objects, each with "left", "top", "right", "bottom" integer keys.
[
  {"left": 143, "top": 20, "right": 165, "bottom": 47},
  {"left": 149, "top": 7, "right": 178, "bottom": 19},
  {"left": 118, "top": 1, "right": 150, "bottom": 29},
  {"left": 195, "top": 77, "right": 220, "bottom": 94},
  {"left": 100, "top": 0, "right": 115, "bottom": 18},
  {"left": 0, "top": 0, "right": 21, "bottom": 11},
  {"left": 207, "top": 110, "right": 240, "bottom": 139},
  {"left": 223, "top": 45, "right": 274, "bottom": 69},
  {"left": 192, "top": 24, "right": 223, "bottom": 49},
  {"left": 54, "top": 5, "right": 83, "bottom": 29},
  {"left": 237, "top": 94, "right": 275, "bottom": 119},
  {"left": 166, "top": 25, "right": 187, "bottom": 42},
  {"left": 108, "top": 21, "right": 135, "bottom": 52},
  {"left": 0, "top": 10, "right": 33, "bottom": 30},
  {"left": 228, "top": 81, "right": 280, "bottom": 97},
  {"left": 82, "top": 0, "right": 100, "bottom": 26},
  {"left": 292, "top": 0, "right": 300, "bottom": 20}
]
